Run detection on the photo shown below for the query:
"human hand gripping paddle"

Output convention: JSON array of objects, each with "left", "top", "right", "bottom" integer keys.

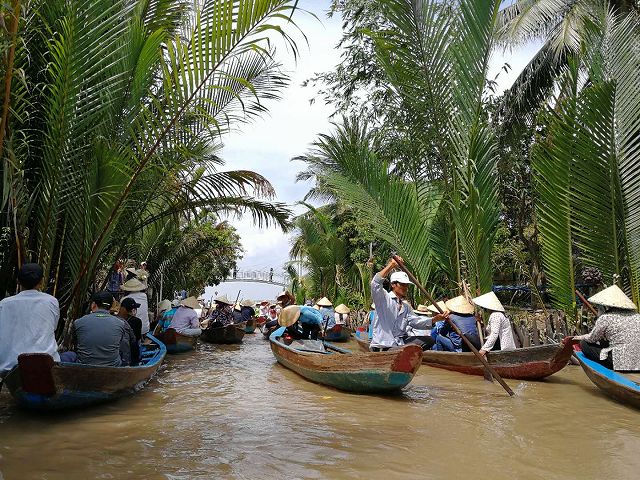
[{"left": 391, "top": 255, "right": 515, "bottom": 397}]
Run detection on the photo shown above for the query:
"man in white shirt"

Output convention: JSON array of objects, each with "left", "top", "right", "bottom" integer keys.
[
  {"left": 0, "top": 263, "right": 60, "bottom": 376},
  {"left": 370, "top": 257, "right": 449, "bottom": 351}
]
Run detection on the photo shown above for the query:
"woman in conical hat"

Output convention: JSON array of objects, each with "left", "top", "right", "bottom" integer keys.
[
  {"left": 121, "top": 278, "right": 150, "bottom": 335},
  {"left": 568, "top": 285, "right": 640, "bottom": 371},
  {"left": 334, "top": 304, "right": 350, "bottom": 325},
  {"left": 473, "top": 291, "right": 516, "bottom": 356},
  {"left": 316, "top": 297, "right": 336, "bottom": 331},
  {"left": 433, "top": 296, "right": 481, "bottom": 352},
  {"left": 277, "top": 304, "right": 323, "bottom": 340}
]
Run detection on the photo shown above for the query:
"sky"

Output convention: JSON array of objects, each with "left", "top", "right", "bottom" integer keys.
[{"left": 206, "top": 1, "right": 541, "bottom": 302}]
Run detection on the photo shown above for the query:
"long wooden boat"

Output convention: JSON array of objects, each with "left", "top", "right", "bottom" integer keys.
[
  {"left": 200, "top": 324, "right": 245, "bottom": 344},
  {"left": 321, "top": 324, "right": 351, "bottom": 342},
  {"left": 269, "top": 327, "right": 422, "bottom": 393},
  {"left": 244, "top": 318, "right": 257, "bottom": 333},
  {"left": 354, "top": 329, "right": 572, "bottom": 380},
  {"left": 3, "top": 334, "right": 166, "bottom": 411},
  {"left": 575, "top": 351, "right": 640, "bottom": 409},
  {"left": 156, "top": 328, "right": 198, "bottom": 353}
]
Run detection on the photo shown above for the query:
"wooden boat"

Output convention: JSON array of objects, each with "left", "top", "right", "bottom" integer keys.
[
  {"left": 3, "top": 334, "right": 166, "bottom": 411},
  {"left": 156, "top": 328, "right": 198, "bottom": 353},
  {"left": 354, "top": 329, "right": 572, "bottom": 380},
  {"left": 200, "top": 324, "right": 245, "bottom": 344},
  {"left": 575, "top": 351, "right": 640, "bottom": 409},
  {"left": 321, "top": 324, "right": 351, "bottom": 342},
  {"left": 269, "top": 327, "right": 422, "bottom": 393},
  {"left": 244, "top": 318, "right": 257, "bottom": 333}
]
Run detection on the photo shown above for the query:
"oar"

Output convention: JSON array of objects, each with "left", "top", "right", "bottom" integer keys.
[
  {"left": 576, "top": 289, "right": 598, "bottom": 316},
  {"left": 391, "top": 255, "right": 515, "bottom": 397}
]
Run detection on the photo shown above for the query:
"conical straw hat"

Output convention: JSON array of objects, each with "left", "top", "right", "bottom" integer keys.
[
  {"left": 215, "top": 294, "right": 232, "bottom": 305},
  {"left": 278, "top": 305, "right": 301, "bottom": 327},
  {"left": 335, "top": 304, "right": 350, "bottom": 314},
  {"left": 427, "top": 301, "right": 448, "bottom": 313},
  {"left": 472, "top": 291, "right": 505, "bottom": 312},
  {"left": 158, "top": 299, "right": 172, "bottom": 312},
  {"left": 370, "top": 303, "right": 375, "bottom": 310},
  {"left": 240, "top": 299, "right": 254, "bottom": 307},
  {"left": 316, "top": 297, "right": 333, "bottom": 307},
  {"left": 414, "top": 304, "right": 431, "bottom": 316},
  {"left": 122, "top": 278, "right": 145, "bottom": 292},
  {"left": 445, "top": 296, "right": 474, "bottom": 315},
  {"left": 181, "top": 296, "right": 200, "bottom": 310},
  {"left": 234, "top": 303, "right": 241, "bottom": 312},
  {"left": 588, "top": 285, "right": 637, "bottom": 310}
]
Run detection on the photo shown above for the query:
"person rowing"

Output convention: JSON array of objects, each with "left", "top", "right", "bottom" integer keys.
[
  {"left": 370, "top": 257, "right": 449, "bottom": 352},
  {"left": 277, "top": 305, "right": 323, "bottom": 341},
  {"left": 566, "top": 285, "right": 640, "bottom": 371}
]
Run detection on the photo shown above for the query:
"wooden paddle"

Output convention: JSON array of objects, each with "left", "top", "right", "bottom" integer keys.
[
  {"left": 576, "top": 289, "right": 598, "bottom": 316},
  {"left": 391, "top": 255, "right": 515, "bottom": 397}
]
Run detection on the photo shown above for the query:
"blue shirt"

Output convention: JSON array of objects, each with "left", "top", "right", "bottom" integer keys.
[
  {"left": 443, "top": 313, "right": 478, "bottom": 350},
  {"left": 319, "top": 306, "right": 336, "bottom": 329},
  {"left": 298, "top": 306, "right": 323, "bottom": 326}
]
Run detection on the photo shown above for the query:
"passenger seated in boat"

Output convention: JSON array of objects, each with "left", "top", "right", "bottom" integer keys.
[
  {"left": 116, "top": 298, "right": 142, "bottom": 365},
  {"left": 277, "top": 290, "right": 296, "bottom": 308},
  {"left": 169, "top": 296, "right": 203, "bottom": 337},
  {"left": 69, "top": 291, "right": 132, "bottom": 367},
  {"left": 567, "top": 285, "right": 640, "bottom": 371},
  {"left": 0, "top": 263, "right": 61, "bottom": 377},
  {"left": 472, "top": 292, "right": 516, "bottom": 356},
  {"left": 239, "top": 299, "right": 256, "bottom": 322},
  {"left": 433, "top": 296, "right": 481, "bottom": 352},
  {"left": 334, "top": 304, "right": 350, "bottom": 326},
  {"left": 404, "top": 305, "right": 436, "bottom": 350},
  {"left": 154, "top": 302, "right": 178, "bottom": 335},
  {"left": 316, "top": 297, "right": 336, "bottom": 330},
  {"left": 206, "top": 295, "right": 235, "bottom": 329},
  {"left": 232, "top": 303, "right": 243, "bottom": 323},
  {"left": 370, "top": 257, "right": 448, "bottom": 352},
  {"left": 278, "top": 305, "right": 323, "bottom": 340},
  {"left": 265, "top": 304, "right": 280, "bottom": 330},
  {"left": 259, "top": 300, "right": 270, "bottom": 318},
  {"left": 151, "top": 299, "right": 172, "bottom": 332}
]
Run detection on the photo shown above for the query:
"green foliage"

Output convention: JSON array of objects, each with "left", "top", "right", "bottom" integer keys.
[{"left": 0, "top": 0, "right": 299, "bottom": 314}]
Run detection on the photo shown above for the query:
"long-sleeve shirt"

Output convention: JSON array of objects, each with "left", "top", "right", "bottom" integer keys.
[
  {"left": 169, "top": 306, "right": 200, "bottom": 333},
  {"left": 0, "top": 290, "right": 61, "bottom": 374},
  {"left": 481, "top": 312, "right": 516, "bottom": 352},
  {"left": 298, "top": 306, "right": 323, "bottom": 326},
  {"left": 370, "top": 273, "right": 433, "bottom": 348},
  {"left": 121, "top": 291, "right": 149, "bottom": 335},
  {"left": 319, "top": 307, "right": 336, "bottom": 329},
  {"left": 575, "top": 312, "right": 640, "bottom": 371}
]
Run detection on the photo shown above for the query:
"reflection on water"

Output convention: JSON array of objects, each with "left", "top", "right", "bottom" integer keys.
[{"left": 1, "top": 335, "right": 639, "bottom": 479}]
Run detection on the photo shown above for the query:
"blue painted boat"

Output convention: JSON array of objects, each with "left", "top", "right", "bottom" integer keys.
[
  {"left": 575, "top": 351, "right": 640, "bottom": 409},
  {"left": 3, "top": 334, "right": 166, "bottom": 411},
  {"left": 157, "top": 328, "right": 198, "bottom": 353},
  {"left": 269, "top": 327, "right": 422, "bottom": 393}
]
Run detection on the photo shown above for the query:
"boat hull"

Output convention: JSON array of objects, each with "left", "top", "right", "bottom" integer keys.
[
  {"left": 200, "top": 324, "right": 245, "bottom": 344},
  {"left": 575, "top": 351, "right": 640, "bottom": 409},
  {"left": 244, "top": 318, "right": 257, "bottom": 333},
  {"left": 3, "top": 334, "right": 166, "bottom": 411},
  {"left": 354, "top": 330, "right": 571, "bottom": 380},
  {"left": 156, "top": 328, "right": 198, "bottom": 353},
  {"left": 269, "top": 328, "right": 422, "bottom": 393}
]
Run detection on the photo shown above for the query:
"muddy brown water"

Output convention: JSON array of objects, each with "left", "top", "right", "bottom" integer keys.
[{"left": 1, "top": 334, "right": 639, "bottom": 480}]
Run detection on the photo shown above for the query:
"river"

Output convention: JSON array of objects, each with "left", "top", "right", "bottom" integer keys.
[{"left": 1, "top": 333, "right": 639, "bottom": 479}]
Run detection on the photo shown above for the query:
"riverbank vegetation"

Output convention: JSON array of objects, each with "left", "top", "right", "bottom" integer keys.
[
  {"left": 291, "top": 0, "right": 640, "bottom": 321},
  {"left": 0, "top": 1, "right": 299, "bottom": 316}
]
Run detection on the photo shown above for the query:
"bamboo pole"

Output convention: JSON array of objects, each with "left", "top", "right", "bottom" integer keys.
[{"left": 391, "top": 255, "right": 515, "bottom": 397}]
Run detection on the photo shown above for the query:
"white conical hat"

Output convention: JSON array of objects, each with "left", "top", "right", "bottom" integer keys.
[
  {"left": 445, "top": 296, "right": 474, "bottom": 315},
  {"left": 588, "top": 285, "right": 637, "bottom": 310},
  {"left": 414, "top": 304, "right": 431, "bottom": 316},
  {"left": 316, "top": 297, "right": 333, "bottom": 307},
  {"left": 426, "top": 301, "right": 448, "bottom": 313},
  {"left": 278, "top": 305, "right": 301, "bottom": 327},
  {"left": 215, "top": 294, "right": 232, "bottom": 305},
  {"left": 122, "top": 278, "right": 145, "bottom": 292},
  {"left": 335, "top": 304, "right": 350, "bottom": 314},
  {"left": 181, "top": 296, "right": 200, "bottom": 310},
  {"left": 472, "top": 291, "right": 505, "bottom": 312},
  {"left": 158, "top": 299, "right": 172, "bottom": 312}
]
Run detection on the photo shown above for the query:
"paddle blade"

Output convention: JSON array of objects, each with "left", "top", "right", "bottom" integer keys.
[{"left": 483, "top": 367, "right": 494, "bottom": 382}]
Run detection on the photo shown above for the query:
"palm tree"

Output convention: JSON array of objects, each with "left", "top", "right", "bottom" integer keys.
[{"left": 0, "top": 1, "right": 300, "bottom": 317}]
